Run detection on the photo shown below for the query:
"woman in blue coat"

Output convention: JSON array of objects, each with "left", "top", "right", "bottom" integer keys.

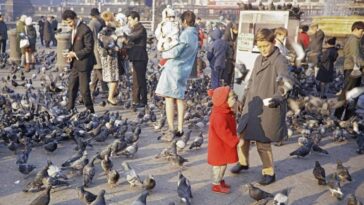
[{"left": 155, "top": 11, "right": 199, "bottom": 140}]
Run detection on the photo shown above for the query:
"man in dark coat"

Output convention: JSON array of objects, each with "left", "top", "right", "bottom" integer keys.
[
  {"left": 62, "top": 10, "right": 95, "bottom": 113},
  {"left": 88, "top": 8, "right": 107, "bottom": 96},
  {"left": 51, "top": 16, "right": 58, "bottom": 46},
  {"left": 334, "top": 21, "right": 364, "bottom": 120},
  {"left": 125, "top": 11, "right": 148, "bottom": 108},
  {"left": 307, "top": 23, "right": 325, "bottom": 66},
  {"left": 43, "top": 16, "right": 53, "bottom": 48},
  {"left": 223, "top": 22, "right": 238, "bottom": 86},
  {"left": 230, "top": 29, "right": 290, "bottom": 186},
  {"left": 38, "top": 16, "right": 45, "bottom": 46},
  {"left": 207, "top": 28, "right": 228, "bottom": 89},
  {"left": 0, "top": 15, "right": 8, "bottom": 54}
]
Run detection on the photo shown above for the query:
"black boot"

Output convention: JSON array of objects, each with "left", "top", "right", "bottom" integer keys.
[
  {"left": 230, "top": 163, "right": 249, "bottom": 174},
  {"left": 258, "top": 174, "right": 276, "bottom": 185}
]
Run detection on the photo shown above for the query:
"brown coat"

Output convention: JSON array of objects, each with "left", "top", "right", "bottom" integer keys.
[{"left": 239, "top": 48, "right": 290, "bottom": 143}]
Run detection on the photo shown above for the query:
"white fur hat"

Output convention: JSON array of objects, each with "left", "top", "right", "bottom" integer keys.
[
  {"left": 20, "top": 15, "right": 27, "bottom": 22},
  {"left": 115, "top": 13, "right": 127, "bottom": 25},
  {"left": 162, "top": 5, "right": 175, "bottom": 20},
  {"left": 25, "top": 17, "right": 32, "bottom": 26}
]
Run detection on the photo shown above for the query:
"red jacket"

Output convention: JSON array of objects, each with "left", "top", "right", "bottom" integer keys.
[
  {"left": 298, "top": 32, "right": 310, "bottom": 49},
  {"left": 207, "top": 88, "right": 239, "bottom": 166}
]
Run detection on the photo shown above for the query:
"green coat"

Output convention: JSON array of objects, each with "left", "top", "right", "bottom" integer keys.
[
  {"left": 16, "top": 21, "right": 26, "bottom": 54},
  {"left": 239, "top": 48, "right": 290, "bottom": 143}
]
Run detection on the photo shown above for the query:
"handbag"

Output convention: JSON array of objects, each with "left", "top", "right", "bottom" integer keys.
[{"left": 20, "top": 38, "right": 30, "bottom": 49}]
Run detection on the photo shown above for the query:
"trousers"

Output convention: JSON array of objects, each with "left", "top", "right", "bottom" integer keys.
[
  {"left": 212, "top": 165, "right": 227, "bottom": 184},
  {"left": 132, "top": 60, "right": 148, "bottom": 104},
  {"left": 67, "top": 68, "right": 94, "bottom": 112},
  {"left": 237, "top": 139, "right": 274, "bottom": 176}
]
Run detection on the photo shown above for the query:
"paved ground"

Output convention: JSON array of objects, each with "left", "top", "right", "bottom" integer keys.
[{"left": 0, "top": 53, "right": 363, "bottom": 205}]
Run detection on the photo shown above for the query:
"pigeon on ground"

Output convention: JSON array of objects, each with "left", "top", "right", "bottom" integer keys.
[
  {"left": 143, "top": 174, "right": 156, "bottom": 190},
  {"left": 336, "top": 160, "right": 352, "bottom": 182},
  {"left": 167, "top": 154, "right": 188, "bottom": 167},
  {"left": 176, "top": 129, "right": 192, "bottom": 150},
  {"left": 120, "top": 141, "right": 138, "bottom": 158},
  {"left": 90, "top": 189, "right": 106, "bottom": 205},
  {"left": 274, "top": 189, "right": 289, "bottom": 205},
  {"left": 177, "top": 172, "right": 193, "bottom": 205},
  {"left": 101, "top": 154, "right": 113, "bottom": 173},
  {"left": 121, "top": 162, "right": 143, "bottom": 187},
  {"left": 83, "top": 155, "right": 97, "bottom": 187},
  {"left": 107, "top": 169, "right": 120, "bottom": 187},
  {"left": 18, "top": 164, "right": 36, "bottom": 175},
  {"left": 313, "top": 161, "right": 326, "bottom": 185},
  {"left": 131, "top": 190, "right": 149, "bottom": 205},
  {"left": 327, "top": 173, "right": 343, "bottom": 200},
  {"left": 77, "top": 186, "right": 97, "bottom": 204},
  {"left": 312, "top": 144, "right": 329, "bottom": 155},
  {"left": 356, "top": 134, "right": 364, "bottom": 154},
  {"left": 29, "top": 186, "right": 52, "bottom": 205},
  {"left": 61, "top": 149, "right": 84, "bottom": 167},
  {"left": 44, "top": 140, "right": 58, "bottom": 153},
  {"left": 289, "top": 140, "right": 313, "bottom": 157},
  {"left": 347, "top": 194, "right": 363, "bottom": 205},
  {"left": 188, "top": 132, "right": 204, "bottom": 150},
  {"left": 246, "top": 183, "right": 274, "bottom": 201}
]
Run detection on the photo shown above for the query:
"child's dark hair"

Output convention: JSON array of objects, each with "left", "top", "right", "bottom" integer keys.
[
  {"left": 351, "top": 21, "right": 364, "bottom": 32},
  {"left": 62, "top": 10, "right": 77, "bottom": 20},
  {"left": 127, "top": 11, "right": 140, "bottom": 21}
]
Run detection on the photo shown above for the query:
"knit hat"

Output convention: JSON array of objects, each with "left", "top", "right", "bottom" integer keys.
[
  {"left": 25, "top": 17, "right": 32, "bottom": 26},
  {"left": 208, "top": 86, "right": 230, "bottom": 107},
  {"left": 162, "top": 5, "right": 175, "bottom": 20},
  {"left": 90, "top": 8, "right": 100, "bottom": 16},
  {"left": 326, "top": 37, "right": 336, "bottom": 46}
]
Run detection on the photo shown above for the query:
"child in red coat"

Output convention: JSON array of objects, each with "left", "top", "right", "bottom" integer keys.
[{"left": 207, "top": 86, "right": 239, "bottom": 194}]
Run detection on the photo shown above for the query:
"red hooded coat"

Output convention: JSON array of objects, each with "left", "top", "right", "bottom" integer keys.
[{"left": 207, "top": 86, "right": 239, "bottom": 166}]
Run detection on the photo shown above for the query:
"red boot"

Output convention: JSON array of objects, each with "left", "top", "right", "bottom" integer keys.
[
  {"left": 220, "top": 180, "right": 231, "bottom": 188},
  {"left": 211, "top": 184, "right": 230, "bottom": 194}
]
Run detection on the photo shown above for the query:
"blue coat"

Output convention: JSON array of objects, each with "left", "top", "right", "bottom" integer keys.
[
  {"left": 155, "top": 26, "right": 198, "bottom": 99},
  {"left": 207, "top": 28, "right": 228, "bottom": 70}
]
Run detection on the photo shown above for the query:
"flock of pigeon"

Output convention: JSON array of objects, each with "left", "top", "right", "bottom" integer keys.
[{"left": 0, "top": 39, "right": 364, "bottom": 205}]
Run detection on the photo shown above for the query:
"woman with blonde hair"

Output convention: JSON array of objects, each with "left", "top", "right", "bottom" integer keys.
[{"left": 98, "top": 11, "right": 119, "bottom": 105}]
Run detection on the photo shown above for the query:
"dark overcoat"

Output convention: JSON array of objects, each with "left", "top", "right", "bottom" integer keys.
[
  {"left": 69, "top": 22, "right": 96, "bottom": 72},
  {"left": 239, "top": 48, "right": 290, "bottom": 143},
  {"left": 316, "top": 46, "right": 338, "bottom": 83},
  {"left": 126, "top": 22, "right": 148, "bottom": 62},
  {"left": 43, "top": 20, "right": 53, "bottom": 42}
]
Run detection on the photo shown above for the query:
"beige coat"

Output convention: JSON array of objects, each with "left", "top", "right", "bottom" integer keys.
[{"left": 238, "top": 48, "right": 290, "bottom": 143}]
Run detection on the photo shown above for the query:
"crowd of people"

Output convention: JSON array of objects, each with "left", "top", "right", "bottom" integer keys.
[{"left": 0, "top": 5, "right": 363, "bottom": 197}]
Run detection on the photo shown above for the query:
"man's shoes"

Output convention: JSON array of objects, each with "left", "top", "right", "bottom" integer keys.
[
  {"left": 258, "top": 174, "right": 276, "bottom": 186},
  {"left": 230, "top": 163, "right": 249, "bottom": 174},
  {"left": 211, "top": 184, "right": 230, "bottom": 194},
  {"left": 175, "top": 130, "right": 184, "bottom": 137},
  {"left": 220, "top": 180, "right": 230, "bottom": 188}
]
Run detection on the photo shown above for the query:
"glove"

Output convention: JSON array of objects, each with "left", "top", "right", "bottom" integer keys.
[{"left": 268, "top": 97, "right": 281, "bottom": 108}]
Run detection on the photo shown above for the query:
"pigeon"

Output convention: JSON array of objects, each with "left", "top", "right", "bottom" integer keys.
[
  {"left": 24, "top": 161, "right": 52, "bottom": 192},
  {"left": 44, "top": 140, "right": 58, "bottom": 153},
  {"left": 16, "top": 146, "right": 32, "bottom": 164},
  {"left": 62, "top": 149, "right": 84, "bottom": 167},
  {"left": 107, "top": 169, "right": 120, "bottom": 187},
  {"left": 313, "top": 161, "right": 326, "bottom": 185},
  {"left": 176, "top": 129, "right": 192, "bottom": 150},
  {"left": 189, "top": 132, "right": 204, "bottom": 150},
  {"left": 327, "top": 173, "right": 343, "bottom": 200},
  {"left": 154, "top": 115, "right": 166, "bottom": 130},
  {"left": 90, "top": 189, "right": 106, "bottom": 205},
  {"left": 142, "top": 174, "right": 156, "bottom": 191},
  {"left": 177, "top": 172, "right": 193, "bottom": 205},
  {"left": 18, "top": 164, "right": 36, "bottom": 175},
  {"left": 273, "top": 189, "right": 289, "bottom": 205},
  {"left": 29, "top": 186, "right": 52, "bottom": 205},
  {"left": 131, "top": 190, "right": 149, "bottom": 205},
  {"left": 42, "top": 176, "right": 69, "bottom": 188},
  {"left": 347, "top": 194, "right": 363, "bottom": 205},
  {"left": 77, "top": 186, "right": 97, "bottom": 204},
  {"left": 121, "top": 162, "right": 143, "bottom": 187},
  {"left": 289, "top": 140, "right": 313, "bottom": 157},
  {"left": 83, "top": 155, "right": 97, "bottom": 187},
  {"left": 336, "top": 160, "right": 352, "bottom": 182},
  {"left": 356, "top": 134, "right": 364, "bottom": 154},
  {"left": 312, "top": 144, "right": 329, "bottom": 155},
  {"left": 246, "top": 183, "right": 274, "bottom": 201},
  {"left": 101, "top": 154, "right": 113, "bottom": 173},
  {"left": 167, "top": 154, "right": 188, "bottom": 167},
  {"left": 120, "top": 141, "right": 138, "bottom": 158}
]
